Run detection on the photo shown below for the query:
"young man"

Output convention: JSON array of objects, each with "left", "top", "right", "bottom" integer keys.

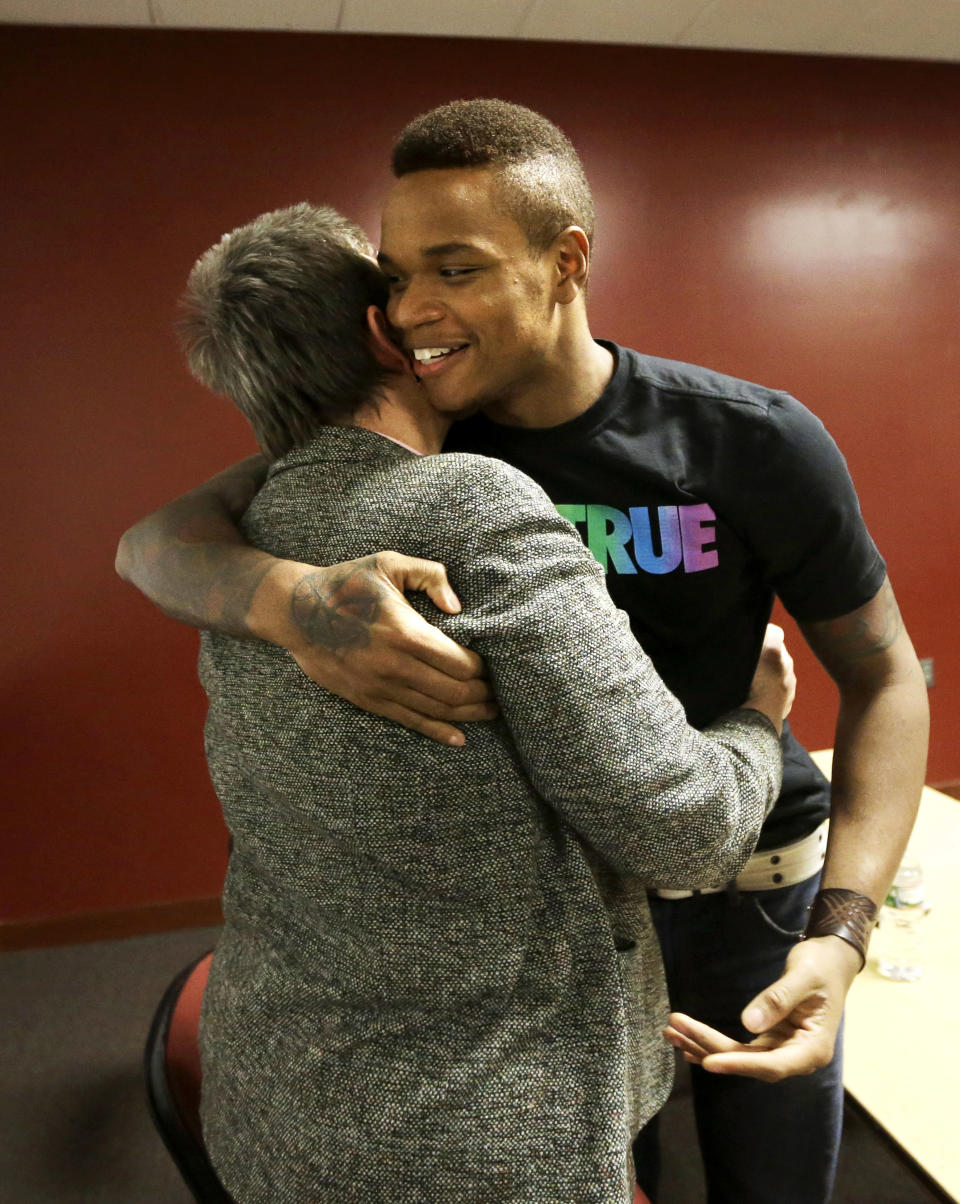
[
  {"left": 117, "top": 101, "right": 928, "bottom": 1203},
  {"left": 155, "top": 200, "right": 789, "bottom": 1203}
]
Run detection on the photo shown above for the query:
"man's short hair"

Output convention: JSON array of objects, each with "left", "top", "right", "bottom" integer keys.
[
  {"left": 392, "top": 98, "right": 594, "bottom": 251},
  {"left": 178, "top": 203, "right": 389, "bottom": 461}
]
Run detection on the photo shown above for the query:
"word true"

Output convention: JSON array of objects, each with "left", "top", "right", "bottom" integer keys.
[{"left": 557, "top": 503, "right": 719, "bottom": 576}]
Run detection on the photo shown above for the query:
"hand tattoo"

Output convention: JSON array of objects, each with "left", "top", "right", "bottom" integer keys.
[{"left": 291, "top": 566, "right": 382, "bottom": 652}]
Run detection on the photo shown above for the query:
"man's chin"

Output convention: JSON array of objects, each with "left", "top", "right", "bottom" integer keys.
[
  {"left": 422, "top": 401, "right": 484, "bottom": 424},
  {"left": 445, "top": 399, "right": 486, "bottom": 421},
  {"left": 418, "top": 381, "right": 486, "bottom": 421}
]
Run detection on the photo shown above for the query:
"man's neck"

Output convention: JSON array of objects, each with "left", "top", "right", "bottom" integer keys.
[
  {"left": 483, "top": 328, "right": 614, "bottom": 430},
  {"left": 351, "top": 375, "right": 451, "bottom": 455}
]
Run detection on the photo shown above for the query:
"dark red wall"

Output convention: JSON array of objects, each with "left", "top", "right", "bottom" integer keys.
[{"left": 2, "top": 26, "right": 957, "bottom": 923}]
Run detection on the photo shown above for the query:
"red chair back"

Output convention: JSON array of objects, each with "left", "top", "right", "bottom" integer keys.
[
  {"left": 163, "top": 952, "right": 212, "bottom": 1145},
  {"left": 144, "top": 950, "right": 234, "bottom": 1202}
]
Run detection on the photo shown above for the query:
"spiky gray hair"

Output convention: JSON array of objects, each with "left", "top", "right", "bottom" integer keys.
[
  {"left": 178, "top": 203, "right": 389, "bottom": 460},
  {"left": 392, "top": 99, "right": 594, "bottom": 250}
]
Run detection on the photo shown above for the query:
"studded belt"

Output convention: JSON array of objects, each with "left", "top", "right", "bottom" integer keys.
[{"left": 648, "top": 818, "right": 829, "bottom": 900}]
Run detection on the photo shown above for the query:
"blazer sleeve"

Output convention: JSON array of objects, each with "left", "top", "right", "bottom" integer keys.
[{"left": 440, "top": 455, "right": 783, "bottom": 885}]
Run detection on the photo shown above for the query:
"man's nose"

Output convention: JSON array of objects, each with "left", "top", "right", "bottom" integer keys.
[{"left": 388, "top": 278, "right": 446, "bottom": 333}]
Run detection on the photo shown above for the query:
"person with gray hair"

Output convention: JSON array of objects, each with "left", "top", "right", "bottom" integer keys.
[
  {"left": 179, "top": 202, "right": 390, "bottom": 459},
  {"left": 141, "top": 201, "right": 793, "bottom": 1203}
]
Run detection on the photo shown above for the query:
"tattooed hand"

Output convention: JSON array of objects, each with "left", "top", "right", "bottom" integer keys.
[
  {"left": 116, "top": 459, "right": 494, "bottom": 745},
  {"left": 253, "top": 552, "right": 497, "bottom": 746},
  {"left": 291, "top": 567, "right": 384, "bottom": 653}
]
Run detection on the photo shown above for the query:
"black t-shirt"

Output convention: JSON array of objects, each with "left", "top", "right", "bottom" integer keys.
[{"left": 445, "top": 341, "right": 887, "bottom": 850}]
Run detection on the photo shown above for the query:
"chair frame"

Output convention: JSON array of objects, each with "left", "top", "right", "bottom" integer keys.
[{"left": 144, "top": 949, "right": 235, "bottom": 1204}]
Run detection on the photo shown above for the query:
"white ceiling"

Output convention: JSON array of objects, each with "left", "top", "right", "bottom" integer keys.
[{"left": 2, "top": 0, "right": 960, "bottom": 64}]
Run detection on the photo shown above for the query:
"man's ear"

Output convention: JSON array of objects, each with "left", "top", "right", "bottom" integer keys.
[
  {"left": 554, "top": 227, "right": 590, "bottom": 305},
  {"left": 366, "top": 306, "right": 413, "bottom": 374}
]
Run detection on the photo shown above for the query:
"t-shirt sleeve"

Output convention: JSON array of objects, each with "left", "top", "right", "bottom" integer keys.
[
  {"left": 737, "top": 393, "right": 886, "bottom": 622},
  {"left": 438, "top": 455, "right": 783, "bottom": 885}
]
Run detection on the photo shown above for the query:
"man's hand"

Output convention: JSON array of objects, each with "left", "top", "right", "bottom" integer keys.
[
  {"left": 116, "top": 459, "right": 495, "bottom": 745},
  {"left": 251, "top": 551, "right": 496, "bottom": 746},
  {"left": 743, "top": 623, "right": 796, "bottom": 735},
  {"left": 663, "top": 934, "right": 861, "bottom": 1082}
]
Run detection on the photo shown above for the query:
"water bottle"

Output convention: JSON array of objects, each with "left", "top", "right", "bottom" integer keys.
[{"left": 877, "top": 851, "right": 926, "bottom": 981}]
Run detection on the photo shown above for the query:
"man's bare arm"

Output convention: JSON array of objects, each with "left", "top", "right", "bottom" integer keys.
[
  {"left": 116, "top": 456, "right": 275, "bottom": 635},
  {"left": 667, "top": 576, "right": 929, "bottom": 1081},
  {"left": 802, "top": 576, "right": 928, "bottom": 906},
  {"left": 115, "top": 458, "right": 495, "bottom": 744}
]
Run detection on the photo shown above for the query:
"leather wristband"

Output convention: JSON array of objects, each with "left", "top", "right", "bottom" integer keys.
[{"left": 802, "top": 888, "right": 878, "bottom": 971}]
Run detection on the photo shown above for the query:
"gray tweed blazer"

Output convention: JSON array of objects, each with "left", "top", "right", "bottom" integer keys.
[{"left": 197, "top": 426, "right": 782, "bottom": 1204}]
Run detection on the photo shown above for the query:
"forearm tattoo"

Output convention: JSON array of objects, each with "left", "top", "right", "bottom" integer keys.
[
  {"left": 151, "top": 539, "right": 274, "bottom": 638},
  {"left": 831, "top": 587, "right": 900, "bottom": 659},
  {"left": 120, "top": 456, "right": 271, "bottom": 638},
  {"left": 806, "top": 579, "right": 902, "bottom": 677},
  {"left": 291, "top": 566, "right": 382, "bottom": 652}
]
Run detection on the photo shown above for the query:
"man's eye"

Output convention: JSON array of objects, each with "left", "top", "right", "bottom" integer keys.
[{"left": 439, "top": 268, "right": 477, "bottom": 279}]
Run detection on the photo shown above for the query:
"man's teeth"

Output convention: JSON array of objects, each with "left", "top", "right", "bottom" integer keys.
[{"left": 413, "top": 347, "right": 456, "bottom": 363}]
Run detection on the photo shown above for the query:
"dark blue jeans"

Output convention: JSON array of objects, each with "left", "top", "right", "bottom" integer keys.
[{"left": 633, "top": 873, "right": 844, "bottom": 1204}]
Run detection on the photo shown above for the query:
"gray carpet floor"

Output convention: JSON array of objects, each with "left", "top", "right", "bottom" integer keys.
[
  {"left": 0, "top": 925, "right": 946, "bottom": 1203},
  {"left": 1, "top": 926, "right": 219, "bottom": 1204}
]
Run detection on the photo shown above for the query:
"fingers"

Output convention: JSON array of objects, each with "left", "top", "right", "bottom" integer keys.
[
  {"left": 780, "top": 639, "right": 796, "bottom": 715},
  {"left": 300, "top": 647, "right": 494, "bottom": 712},
  {"left": 663, "top": 1026, "right": 714, "bottom": 1062},
  {"left": 741, "top": 963, "right": 819, "bottom": 1034},
  {"left": 780, "top": 664, "right": 799, "bottom": 707},
  {"left": 377, "top": 552, "right": 463, "bottom": 616},
  {"left": 664, "top": 1013, "right": 742, "bottom": 1058},
  {"left": 369, "top": 647, "right": 494, "bottom": 709},
  {"left": 292, "top": 640, "right": 496, "bottom": 719},
  {"left": 778, "top": 655, "right": 797, "bottom": 719},
  {"left": 376, "top": 594, "right": 486, "bottom": 682},
  {"left": 371, "top": 700, "right": 469, "bottom": 747},
  {"left": 409, "top": 634, "right": 487, "bottom": 682},
  {"left": 700, "top": 1052, "right": 789, "bottom": 1083},
  {"left": 664, "top": 1012, "right": 830, "bottom": 1083},
  {"left": 700, "top": 1035, "right": 827, "bottom": 1083},
  {"left": 357, "top": 682, "right": 496, "bottom": 746},
  {"left": 662, "top": 1020, "right": 787, "bottom": 1081},
  {"left": 385, "top": 679, "right": 499, "bottom": 723}
]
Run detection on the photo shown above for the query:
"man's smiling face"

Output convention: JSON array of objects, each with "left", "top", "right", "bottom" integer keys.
[{"left": 378, "top": 166, "right": 562, "bottom": 417}]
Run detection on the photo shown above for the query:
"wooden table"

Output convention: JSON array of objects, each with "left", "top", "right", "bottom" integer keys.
[{"left": 811, "top": 750, "right": 959, "bottom": 1201}]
